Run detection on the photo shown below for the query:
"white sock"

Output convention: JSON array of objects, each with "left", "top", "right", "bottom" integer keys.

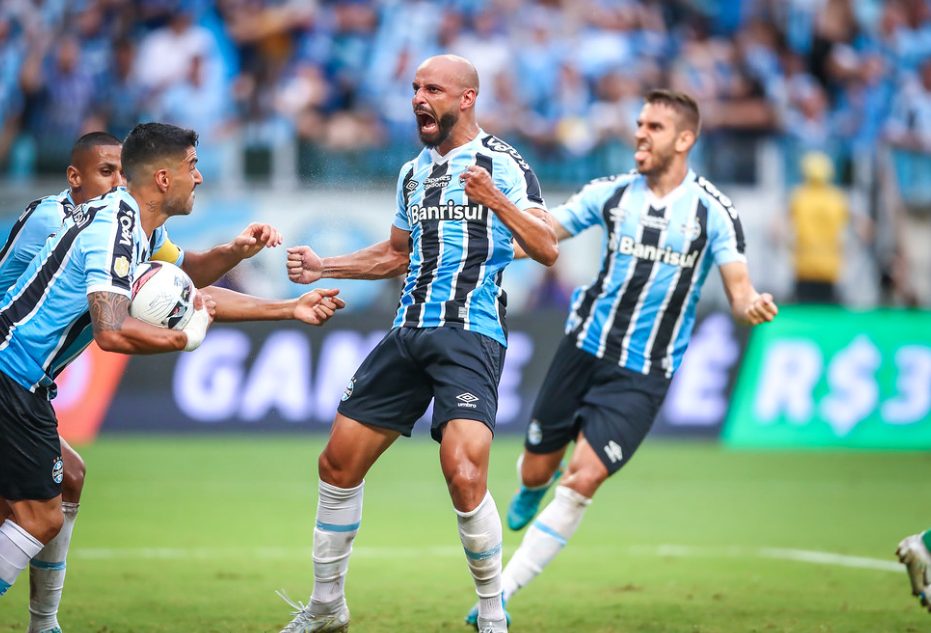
[
  {"left": 456, "top": 491, "right": 504, "bottom": 622},
  {"left": 0, "top": 520, "right": 44, "bottom": 597},
  {"left": 29, "top": 502, "right": 79, "bottom": 627},
  {"left": 311, "top": 480, "right": 363, "bottom": 605},
  {"left": 502, "top": 485, "right": 591, "bottom": 602}
]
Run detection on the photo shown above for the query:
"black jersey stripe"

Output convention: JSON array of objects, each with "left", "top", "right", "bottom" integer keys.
[
  {"left": 522, "top": 166, "right": 544, "bottom": 205},
  {"left": 0, "top": 210, "right": 96, "bottom": 343},
  {"left": 647, "top": 201, "right": 709, "bottom": 374},
  {"left": 446, "top": 153, "right": 494, "bottom": 326},
  {"left": 108, "top": 201, "right": 136, "bottom": 293},
  {"left": 46, "top": 312, "right": 92, "bottom": 379},
  {"left": 697, "top": 177, "right": 744, "bottom": 254},
  {"left": 495, "top": 269, "right": 507, "bottom": 338},
  {"left": 0, "top": 199, "right": 45, "bottom": 268},
  {"left": 569, "top": 183, "right": 629, "bottom": 342},
  {"left": 403, "top": 162, "right": 449, "bottom": 327},
  {"left": 601, "top": 205, "right": 665, "bottom": 364},
  {"left": 401, "top": 165, "right": 416, "bottom": 209},
  {"left": 481, "top": 135, "right": 543, "bottom": 204}
]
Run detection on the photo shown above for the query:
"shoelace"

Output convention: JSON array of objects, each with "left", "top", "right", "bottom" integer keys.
[{"left": 276, "top": 589, "right": 313, "bottom": 629}]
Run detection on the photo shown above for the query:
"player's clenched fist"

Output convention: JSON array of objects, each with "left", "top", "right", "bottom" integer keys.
[
  {"left": 745, "top": 292, "right": 778, "bottom": 325},
  {"left": 287, "top": 245, "right": 324, "bottom": 284},
  {"left": 460, "top": 164, "right": 503, "bottom": 208}
]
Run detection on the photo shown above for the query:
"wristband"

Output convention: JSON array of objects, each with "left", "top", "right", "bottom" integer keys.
[{"left": 182, "top": 305, "right": 210, "bottom": 352}]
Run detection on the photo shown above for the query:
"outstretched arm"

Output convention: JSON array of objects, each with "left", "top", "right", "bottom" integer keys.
[
  {"left": 286, "top": 225, "right": 411, "bottom": 284},
  {"left": 207, "top": 286, "right": 346, "bottom": 326},
  {"left": 513, "top": 218, "right": 572, "bottom": 260},
  {"left": 89, "top": 290, "right": 216, "bottom": 353},
  {"left": 718, "top": 261, "right": 778, "bottom": 325},
  {"left": 460, "top": 165, "right": 558, "bottom": 266},
  {"left": 181, "top": 223, "right": 283, "bottom": 288}
]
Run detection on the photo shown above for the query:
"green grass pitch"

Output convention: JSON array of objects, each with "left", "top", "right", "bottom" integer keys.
[{"left": 1, "top": 436, "right": 928, "bottom": 632}]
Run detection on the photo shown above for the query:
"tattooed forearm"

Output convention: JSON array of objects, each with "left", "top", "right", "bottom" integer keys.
[{"left": 88, "top": 291, "right": 130, "bottom": 333}]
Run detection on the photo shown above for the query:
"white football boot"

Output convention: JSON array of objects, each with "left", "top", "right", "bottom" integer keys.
[
  {"left": 896, "top": 533, "right": 931, "bottom": 609},
  {"left": 277, "top": 591, "right": 350, "bottom": 632},
  {"left": 476, "top": 616, "right": 508, "bottom": 633}
]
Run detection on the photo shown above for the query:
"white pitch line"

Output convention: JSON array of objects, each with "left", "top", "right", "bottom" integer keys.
[
  {"left": 70, "top": 544, "right": 903, "bottom": 573},
  {"left": 758, "top": 547, "right": 902, "bottom": 572},
  {"left": 631, "top": 544, "right": 902, "bottom": 573}
]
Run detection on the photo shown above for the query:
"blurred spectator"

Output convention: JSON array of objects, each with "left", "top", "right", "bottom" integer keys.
[
  {"left": 525, "top": 265, "right": 572, "bottom": 312},
  {"left": 885, "top": 58, "right": 931, "bottom": 152},
  {"left": 0, "top": 0, "right": 925, "bottom": 201},
  {"left": 134, "top": 7, "right": 222, "bottom": 98},
  {"left": 155, "top": 53, "right": 232, "bottom": 179},
  {"left": 787, "top": 151, "right": 858, "bottom": 304},
  {"left": 94, "top": 38, "right": 148, "bottom": 140},
  {"left": 18, "top": 33, "right": 96, "bottom": 170}
]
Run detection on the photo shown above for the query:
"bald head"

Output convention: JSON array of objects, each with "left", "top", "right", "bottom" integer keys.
[
  {"left": 418, "top": 54, "right": 479, "bottom": 94},
  {"left": 412, "top": 55, "right": 481, "bottom": 152}
]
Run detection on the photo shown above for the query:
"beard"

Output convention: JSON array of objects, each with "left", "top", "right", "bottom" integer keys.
[
  {"left": 419, "top": 111, "right": 458, "bottom": 148},
  {"left": 636, "top": 146, "right": 675, "bottom": 178},
  {"left": 164, "top": 191, "right": 195, "bottom": 217}
]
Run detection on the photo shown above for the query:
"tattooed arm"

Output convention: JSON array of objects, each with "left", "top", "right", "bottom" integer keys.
[{"left": 88, "top": 291, "right": 188, "bottom": 353}]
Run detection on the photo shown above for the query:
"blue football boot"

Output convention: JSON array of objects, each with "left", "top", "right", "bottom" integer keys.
[{"left": 506, "top": 461, "right": 564, "bottom": 531}]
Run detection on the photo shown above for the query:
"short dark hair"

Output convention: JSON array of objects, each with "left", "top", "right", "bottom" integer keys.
[
  {"left": 70, "top": 131, "right": 122, "bottom": 164},
  {"left": 645, "top": 89, "right": 701, "bottom": 135},
  {"left": 121, "top": 123, "right": 199, "bottom": 182}
]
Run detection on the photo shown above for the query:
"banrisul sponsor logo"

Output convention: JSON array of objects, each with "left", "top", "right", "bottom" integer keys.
[
  {"left": 409, "top": 202, "right": 485, "bottom": 223},
  {"left": 614, "top": 235, "right": 699, "bottom": 268}
]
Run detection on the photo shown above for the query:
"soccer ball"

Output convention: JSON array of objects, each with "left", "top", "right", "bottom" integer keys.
[{"left": 130, "top": 261, "right": 196, "bottom": 330}]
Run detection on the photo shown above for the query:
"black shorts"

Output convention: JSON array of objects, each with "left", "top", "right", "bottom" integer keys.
[
  {"left": 337, "top": 326, "right": 505, "bottom": 442},
  {"left": 525, "top": 336, "right": 670, "bottom": 475},
  {"left": 0, "top": 371, "right": 62, "bottom": 501}
]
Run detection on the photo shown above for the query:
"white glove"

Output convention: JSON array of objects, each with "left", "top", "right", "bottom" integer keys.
[{"left": 182, "top": 304, "right": 211, "bottom": 352}]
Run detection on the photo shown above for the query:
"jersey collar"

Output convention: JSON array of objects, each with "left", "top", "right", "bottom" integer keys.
[
  {"left": 428, "top": 129, "right": 485, "bottom": 165},
  {"left": 644, "top": 168, "right": 696, "bottom": 210}
]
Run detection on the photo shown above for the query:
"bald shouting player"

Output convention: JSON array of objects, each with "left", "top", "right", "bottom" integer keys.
[{"left": 279, "top": 55, "right": 558, "bottom": 633}]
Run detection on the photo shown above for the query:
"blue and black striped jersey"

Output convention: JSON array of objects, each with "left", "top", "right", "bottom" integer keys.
[
  {"left": 0, "top": 189, "right": 74, "bottom": 292},
  {"left": 555, "top": 169, "right": 746, "bottom": 378},
  {"left": 0, "top": 186, "right": 182, "bottom": 295},
  {"left": 391, "top": 132, "right": 545, "bottom": 346},
  {"left": 0, "top": 188, "right": 152, "bottom": 395}
]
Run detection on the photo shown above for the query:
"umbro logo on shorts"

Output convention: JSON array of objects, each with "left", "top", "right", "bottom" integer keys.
[
  {"left": 604, "top": 441, "right": 624, "bottom": 464},
  {"left": 456, "top": 392, "right": 479, "bottom": 408}
]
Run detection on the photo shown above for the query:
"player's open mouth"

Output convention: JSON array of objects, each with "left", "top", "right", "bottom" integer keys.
[
  {"left": 416, "top": 110, "right": 438, "bottom": 134},
  {"left": 635, "top": 144, "right": 650, "bottom": 161}
]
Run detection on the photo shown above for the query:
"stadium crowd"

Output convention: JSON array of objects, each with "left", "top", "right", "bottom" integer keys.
[
  {"left": 0, "top": 0, "right": 929, "bottom": 306},
  {"left": 0, "top": 0, "right": 929, "bottom": 178}
]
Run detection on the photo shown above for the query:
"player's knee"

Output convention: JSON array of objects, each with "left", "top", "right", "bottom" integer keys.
[
  {"left": 564, "top": 466, "right": 607, "bottom": 499},
  {"left": 62, "top": 454, "right": 87, "bottom": 499},
  {"left": 445, "top": 462, "right": 486, "bottom": 509},
  {"left": 317, "top": 450, "right": 363, "bottom": 489},
  {"left": 19, "top": 506, "right": 64, "bottom": 544}
]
